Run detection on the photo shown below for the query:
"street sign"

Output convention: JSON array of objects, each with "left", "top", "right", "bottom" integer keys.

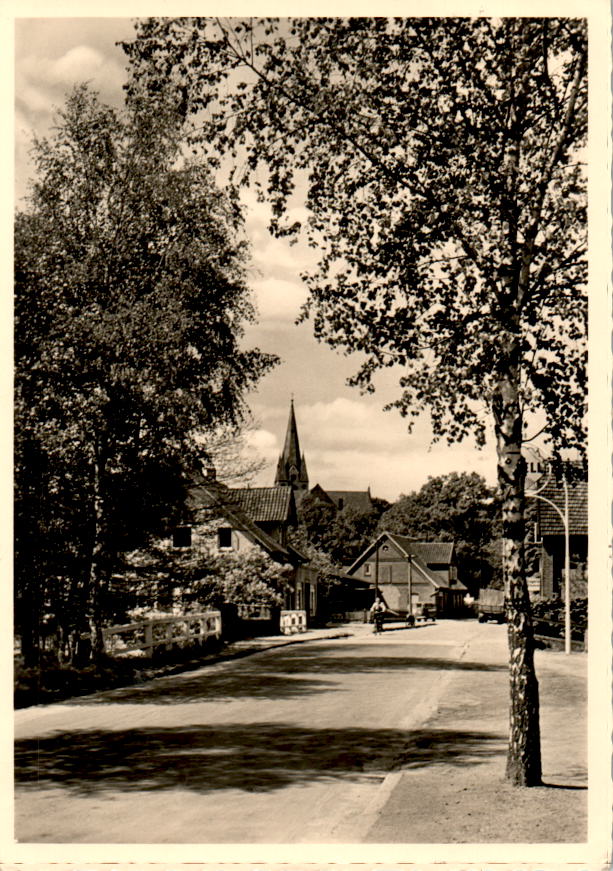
[{"left": 523, "top": 446, "right": 548, "bottom": 492}]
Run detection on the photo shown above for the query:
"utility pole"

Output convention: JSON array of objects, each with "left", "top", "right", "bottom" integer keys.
[
  {"left": 375, "top": 542, "right": 379, "bottom": 599},
  {"left": 408, "top": 554, "right": 413, "bottom": 618}
]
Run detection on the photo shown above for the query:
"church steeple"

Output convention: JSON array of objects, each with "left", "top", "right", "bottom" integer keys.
[{"left": 275, "top": 399, "right": 309, "bottom": 491}]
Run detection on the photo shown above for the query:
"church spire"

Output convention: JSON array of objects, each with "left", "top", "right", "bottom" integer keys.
[{"left": 275, "top": 399, "right": 309, "bottom": 490}]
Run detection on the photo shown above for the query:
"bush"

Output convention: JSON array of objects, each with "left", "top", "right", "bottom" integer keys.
[{"left": 531, "top": 596, "right": 587, "bottom": 640}]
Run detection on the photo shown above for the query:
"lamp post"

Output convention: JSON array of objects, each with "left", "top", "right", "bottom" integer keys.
[{"left": 526, "top": 470, "right": 571, "bottom": 655}]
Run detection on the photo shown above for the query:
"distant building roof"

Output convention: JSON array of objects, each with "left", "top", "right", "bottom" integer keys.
[
  {"left": 230, "top": 487, "right": 294, "bottom": 523},
  {"left": 326, "top": 490, "right": 374, "bottom": 513},
  {"left": 537, "top": 472, "right": 588, "bottom": 536}
]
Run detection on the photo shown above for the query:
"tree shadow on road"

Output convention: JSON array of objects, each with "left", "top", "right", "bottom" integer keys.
[
  {"left": 64, "top": 645, "right": 506, "bottom": 706},
  {"left": 70, "top": 665, "right": 336, "bottom": 706},
  {"left": 15, "top": 723, "right": 505, "bottom": 796},
  {"left": 270, "top": 645, "right": 508, "bottom": 675}
]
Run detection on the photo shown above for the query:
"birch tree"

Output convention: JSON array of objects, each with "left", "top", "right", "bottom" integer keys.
[{"left": 123, "top": 16, "right": 587, "bottom": 785}]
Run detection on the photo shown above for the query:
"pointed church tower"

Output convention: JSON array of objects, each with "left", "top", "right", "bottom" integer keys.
[{"left": 275, "top": 399, "right": 309, "bottom": 491}]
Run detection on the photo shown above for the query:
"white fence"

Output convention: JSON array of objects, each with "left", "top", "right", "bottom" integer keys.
[
  {"left": 280, "top": 609, "right": 307, "bottom": 635},
  {"left": 102, "top": 611, "right": 222, "bottom": 657}
]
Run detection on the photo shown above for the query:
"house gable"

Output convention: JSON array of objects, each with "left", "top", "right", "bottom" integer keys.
[{"left": 347, "top": 532, "right": 465, "bottom": 592}]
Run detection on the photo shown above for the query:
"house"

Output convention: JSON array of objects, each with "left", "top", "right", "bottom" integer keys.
[
  {"left": 177, "top": 469, "right": 318, "bottom": 619},
  {"left": 534, "top": 468, "right": 588, "bottom": 599},
  {"left": 346, "top": 532, "right": 466, "bottom": 617},
  {"left": 229, "top": 486, "right": 297, "bottom": 548}
]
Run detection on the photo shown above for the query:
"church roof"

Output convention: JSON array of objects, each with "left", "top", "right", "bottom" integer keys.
[
  {"left": 326, "top": 490, "right": 374, "bottom": 513},
  {"left": 230, "top": 487, "right": 295, "bottom": 523},
  {"left": 275, "top": 399, "right": 309, "bottom": 488}
]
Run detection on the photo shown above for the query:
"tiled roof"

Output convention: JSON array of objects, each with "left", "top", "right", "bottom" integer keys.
[
  {"left": 409, "top": 551, "right": 467, "bottom": 592},
  {"left": 387, "top": 535, "right": 455, "bottom": 566},
  {"left": 229, "top": 487, "right": 294, "bottom": 523},
  {"left": 186, "top": 483, "right": 298, "bottom": 564},
  {"left": 536, "top": 474, "right": 588, "bottom": 536},
  {"left": 326, "top": 490, "right": 373, "bottom": 513}
]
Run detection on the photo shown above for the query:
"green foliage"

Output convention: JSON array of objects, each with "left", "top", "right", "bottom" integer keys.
[
  {"left": 287, "top": 523, "right": 343, "bottom": 611},
  {"left": 15, "top": 84, "right": 277, "bottom": 663},
  {"left": 379, "top": 472, "right": 500, "bottom": 592}
]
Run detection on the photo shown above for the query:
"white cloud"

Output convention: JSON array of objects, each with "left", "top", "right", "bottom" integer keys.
[
  {"left": 49, "top": 46, "right": 105, "bottom": 83},
  {"left": 244, "top": 428, "right": 279, "bottom": 459},
  {"left": 245, "top": 396, "right": 497, "bottom": 502},
  {"left": 242, "top": 187, "right": 318, "bottom": 278},
  {"left": 16, "top": 84, "right": 52, "bottom": 115},
  {"left": 251, "top": 277, "right": 308, "bottom": 324}
]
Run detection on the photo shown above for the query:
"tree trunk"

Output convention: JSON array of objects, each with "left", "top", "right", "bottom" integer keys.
[
  {"left": 494, "top": 350, "right": 542, "bottom": 787},
  {"left": 88, "top": 436, "right": 109, "bottom": 661}
]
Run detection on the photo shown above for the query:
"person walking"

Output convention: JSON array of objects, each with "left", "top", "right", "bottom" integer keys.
[{"left": 370, "top": 597, "right": 386, "bottom": 634}]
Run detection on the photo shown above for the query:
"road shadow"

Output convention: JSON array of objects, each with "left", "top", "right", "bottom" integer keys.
[
  {"left": 64, "top": 645, "right": 505, "bottom": 706},
  {"left": 70, "top": 665, "right": 336, "bottom": 706},
  {"left": 269, "top": 645, "right": 508, "bottom": 675},
  {"left": 15, "top": 723, "right": 505, "bottom": 796}
]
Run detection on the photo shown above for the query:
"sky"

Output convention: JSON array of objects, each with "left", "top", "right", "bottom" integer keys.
[{"left": 13, "top": 16, "right": 499, "bottom": 502}]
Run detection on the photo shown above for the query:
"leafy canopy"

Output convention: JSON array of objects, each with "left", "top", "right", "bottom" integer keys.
[
  {"left": 15, "top": 85, "right": 277, "bottom": 655},
  {"left": 124, "top": 17, "right": 587, "bottom": 455}
]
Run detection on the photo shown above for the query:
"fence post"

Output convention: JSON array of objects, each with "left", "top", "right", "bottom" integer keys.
[{"left": 144, "top": 621, "right": 153, "bottom": 655}]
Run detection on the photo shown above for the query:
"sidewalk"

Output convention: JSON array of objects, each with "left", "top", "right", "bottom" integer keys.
[
  {"left": 219, "top": 623, "right": 356, "bottom": 658},
  {"left": 362, "top": 625, "right": 588, "bottom": 843}
]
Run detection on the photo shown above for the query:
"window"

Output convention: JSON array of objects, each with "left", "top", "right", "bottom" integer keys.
[
  {"left": 172, "top": 526, "right": 192, "bottom": 548},
  {"left": 338, "top": 497, "right": 344, "bottom": 510},
  {"left": 364, "top": 563, "right": 372, "bottom": 576},
  {"left": 217, "top": 527, "right": 233, "bottom": 549}
]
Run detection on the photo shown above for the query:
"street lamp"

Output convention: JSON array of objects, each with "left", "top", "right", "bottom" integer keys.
[{"left": 526, "top": 467, "right": 571, "bottom": 655}]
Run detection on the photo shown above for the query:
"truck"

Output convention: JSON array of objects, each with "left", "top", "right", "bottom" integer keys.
[{"left": 477, "top": 588, "right": 505, "bottom": 623}]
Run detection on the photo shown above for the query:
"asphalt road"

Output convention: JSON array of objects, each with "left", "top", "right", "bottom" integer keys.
[{"left": 13, "top": 619, "right": 573, "bottom": 844}]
